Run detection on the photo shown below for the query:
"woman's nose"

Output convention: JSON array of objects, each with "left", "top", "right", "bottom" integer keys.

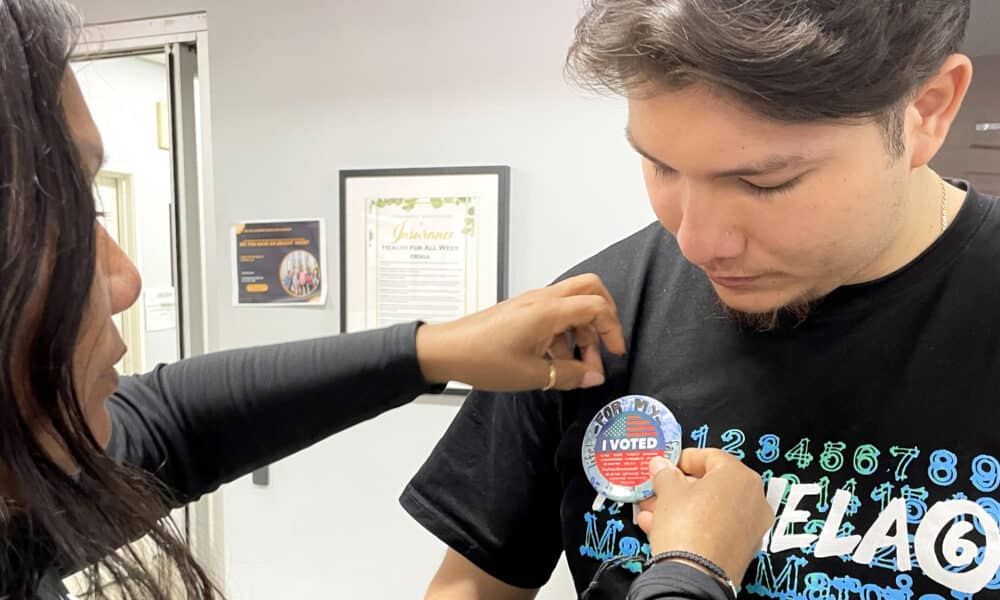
[{"left": 97, "top": 225, "right": 142, "bottom": 315}]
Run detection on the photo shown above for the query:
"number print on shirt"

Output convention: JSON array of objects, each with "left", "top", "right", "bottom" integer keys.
[
  {"left": 785, "top": 438, "right": 814, "bottom": 470},
  {"left": 853, "top": 444, "right": 880, "bottom": 476},
  {"left": 820, "top": 441, "right": 846, "bottom": 473},
  {"left": 889, "top": 446, "right": 921, "bottom": 482},
  {"left": 757, "top": 434, "right": 781, "bottom": 464},
  {"left": 720, "top": 428, "right": 746, "bottom": 459},
  {"left": 972, "top": 455, "right": 1000, "bottom": 493},
  {"left": 658, "top": 426, "right": 1000, "bottom": 598},
  {"left": 690, "top": 424, "right": 709, "bottom": 449},
  {"left": 928, "top": 449, "right": 959, "bottom": 486}
]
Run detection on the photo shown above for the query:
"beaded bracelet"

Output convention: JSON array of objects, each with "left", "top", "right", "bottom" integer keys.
[{"left": 644, "top": 550, "right": 739, "bottom": 599}]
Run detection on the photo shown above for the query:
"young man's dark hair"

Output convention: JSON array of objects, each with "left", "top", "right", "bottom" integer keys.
[{"left": 567, "top": 0, "right": 972, "bottom": 157}]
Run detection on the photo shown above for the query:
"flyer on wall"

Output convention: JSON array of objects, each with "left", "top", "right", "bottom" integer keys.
[{"left": 232, "top": 219, "right": 327, "bottom": 306}]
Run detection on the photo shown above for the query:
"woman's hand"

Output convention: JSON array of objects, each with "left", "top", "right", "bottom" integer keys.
[
  {"left": 415, "top": 273, "right": 626, "bottom": 391},
  {"left": 636, "top": 449, "right": 776, "bottom": 585}
]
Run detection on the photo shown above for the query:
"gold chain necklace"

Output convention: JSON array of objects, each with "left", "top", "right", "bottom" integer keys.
[{"left": 940, "top": 178, "right": 949, "bottom": 233}]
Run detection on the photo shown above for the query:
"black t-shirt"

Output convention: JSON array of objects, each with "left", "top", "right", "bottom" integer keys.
[{"left": 401, "top": 184, "right": 1000, "bottom": 599}]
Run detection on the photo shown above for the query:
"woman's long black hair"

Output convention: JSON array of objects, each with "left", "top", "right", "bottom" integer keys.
[{"left": 0, "top": 1, "right": 218, "bottom": 597}]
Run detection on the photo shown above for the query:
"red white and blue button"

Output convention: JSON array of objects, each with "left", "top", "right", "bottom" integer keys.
[{"left": 581, "top": 395, "right": 682, "bottom": 503}]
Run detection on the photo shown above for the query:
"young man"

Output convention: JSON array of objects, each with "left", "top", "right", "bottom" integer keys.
[{"left": 402, "top": 1, "right": 998, "bottom": 598}]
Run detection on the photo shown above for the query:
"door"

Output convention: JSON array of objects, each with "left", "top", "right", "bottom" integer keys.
[
  {"left": 74, "top": 54, "right": 181, "bottom": 374},
  {"left": 68, "top": 11, "right": 221, "bottom": 593},
  {"left": 95, "top": 171, "right": 144, "bottom": 375}
]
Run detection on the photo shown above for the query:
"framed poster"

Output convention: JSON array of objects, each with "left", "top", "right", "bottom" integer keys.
[
  {"left": 232, "top": 218, "right": 327, "bottom": 306},
  {"left": 340, "top": 166, "right": 510, "bottom": 394}
]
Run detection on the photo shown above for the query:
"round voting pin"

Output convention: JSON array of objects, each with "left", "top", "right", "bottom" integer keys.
[{"left": 581, "top": 395, "right": 682, "bottom": 504}]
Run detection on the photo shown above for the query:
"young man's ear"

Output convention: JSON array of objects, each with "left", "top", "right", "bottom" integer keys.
[{"left": 908, "top": 54, "right": 974, "bottom": 169}]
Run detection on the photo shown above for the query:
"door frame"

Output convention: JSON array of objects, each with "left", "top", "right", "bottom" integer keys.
[
  {"left": 95, "top": 170, "right": 145, "bottom": 376},
  {"left": 73, "top": 13, "right": 225, "bottom": 589}
]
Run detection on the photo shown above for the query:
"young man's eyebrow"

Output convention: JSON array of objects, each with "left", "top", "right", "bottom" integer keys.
[{"left": 625, "top": 128, "right": 816, "bottom": 178}]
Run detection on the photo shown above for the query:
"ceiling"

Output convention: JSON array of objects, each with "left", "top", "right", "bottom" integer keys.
[{"left": 965, "top": 0, "right": 1000, "bottom": 57}]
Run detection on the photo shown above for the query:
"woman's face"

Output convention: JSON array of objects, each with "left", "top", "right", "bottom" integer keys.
[
  {"left": 73, "top": 227, "right": 142, "bottom": 447},
  {"left": 59, "top": 70, "right": 143, "bottom": 451}
]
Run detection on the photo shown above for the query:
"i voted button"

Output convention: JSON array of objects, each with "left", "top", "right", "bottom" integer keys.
[{"left": 581, "top": 395, "right": 682, "bottom": 504}]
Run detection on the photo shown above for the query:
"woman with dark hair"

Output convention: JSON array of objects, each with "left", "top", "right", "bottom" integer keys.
[
  {"left": 0, "top": 1, "right": 775, "bottom": 599},
  {"left": 0, "top": 1, "right": 630, "bottom": 597}
]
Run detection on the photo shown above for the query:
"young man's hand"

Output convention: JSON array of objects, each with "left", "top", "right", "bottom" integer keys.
[{"left": 636, "top": 449, "right": 776, "bottom": 585}]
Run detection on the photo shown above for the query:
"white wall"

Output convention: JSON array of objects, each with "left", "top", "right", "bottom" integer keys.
[
  {"left": 68, "top": 1, "right": 654, "bottom": 598},
  {"left": 73, "top": 56, "right": 181, "bottom": 372}
]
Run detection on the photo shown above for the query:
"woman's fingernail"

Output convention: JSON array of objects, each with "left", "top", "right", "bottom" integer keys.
[
  {"left": 650, "top": 456, "right": 669, "bottom": 475},
  {"left": 582, "top": 372, "right": 605, "bottom": 388}
]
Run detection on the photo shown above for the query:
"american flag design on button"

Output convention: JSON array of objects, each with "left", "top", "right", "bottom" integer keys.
[{"left": 581, "top": 395, "right": 682, "bottom": 503}]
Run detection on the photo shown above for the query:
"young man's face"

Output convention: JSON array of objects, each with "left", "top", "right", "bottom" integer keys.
[{"left": 628, "top": 84, "right": 916, "bottom": 317}]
